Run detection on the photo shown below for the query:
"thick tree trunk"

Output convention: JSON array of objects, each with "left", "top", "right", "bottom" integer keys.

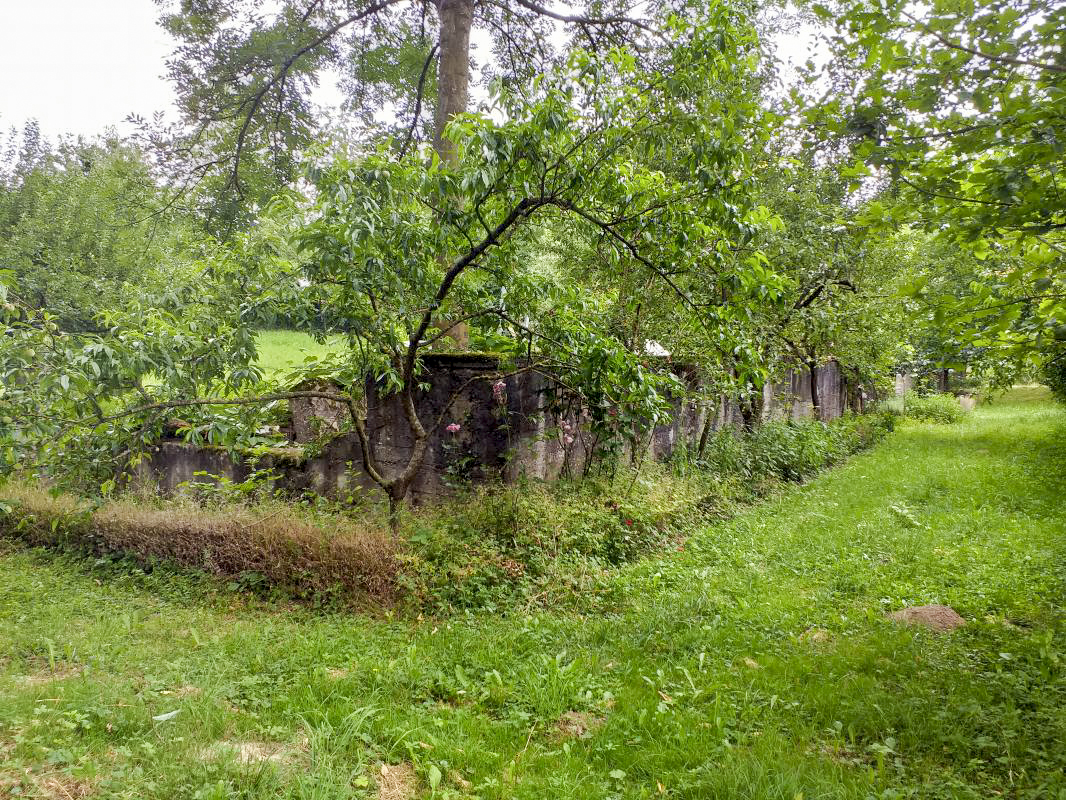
[
  {"left": 433, "top": 0, "right": 474, "bottom": 348},
  {"left": 434, "top": 0, "right": 474, "bottom": 163},
  {"left": 372, "top": 0, "right": 482, "bottom": 511}
]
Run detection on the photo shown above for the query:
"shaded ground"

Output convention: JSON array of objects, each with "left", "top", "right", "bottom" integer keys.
[{"left": 1, "top": 388, "right": 1063, "bottom": 798}]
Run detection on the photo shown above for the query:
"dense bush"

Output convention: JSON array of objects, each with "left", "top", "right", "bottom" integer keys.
[
  {"left": 397, "top": 466, "right": 713, "bottom": 612},
  {"left": 1042, "top": 350, "right": 1066, "bottom": 403},
  {"left": 701, "top": 413, "right": 894, "bottom": 484},
  {"left": 903, "top": 391, "right": 965, "bottom": 423}
]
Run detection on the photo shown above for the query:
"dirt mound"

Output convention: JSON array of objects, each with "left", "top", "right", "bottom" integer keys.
[
  {"left": 887, "top": 604, "right": 965, "bottom": 632},
  {"left": 555, "top": 710, "right": 604, "bottom": 739},
  {"left": 377, "top": 762, "right": 419, "bottom": 800}
]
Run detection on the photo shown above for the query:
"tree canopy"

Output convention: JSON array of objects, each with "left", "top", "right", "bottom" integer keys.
[
  {"left": 798, "top": 0, "right": 1065, "bottom": 377},
  {"left": 0, "top": 0, "right": 1062, "bottom": 505}
]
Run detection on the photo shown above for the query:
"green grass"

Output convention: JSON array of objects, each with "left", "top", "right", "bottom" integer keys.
[
  {"left": 1, "top": 388, "right": 1063, "bottom": 798},
  {"left": 139, "top": 330, "right": 344, "bottom": 390},
  {"left": 254, "top": 329, "right": 346, "bottom": 379}
]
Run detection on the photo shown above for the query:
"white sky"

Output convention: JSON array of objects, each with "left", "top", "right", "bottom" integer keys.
[
  {"left": 0, "top": 1, "right": 818, "bottom": 140},
  {"left": 0, "top": 0, "right": 178, "bottom": 137}
]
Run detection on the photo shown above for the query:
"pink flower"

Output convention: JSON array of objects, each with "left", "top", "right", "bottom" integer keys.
[
  {"left": 564, "top": 434, "right": 574, "bottom": 445},
  {"left": 446, "top": 423, "right": 461, "bottom": 433}
]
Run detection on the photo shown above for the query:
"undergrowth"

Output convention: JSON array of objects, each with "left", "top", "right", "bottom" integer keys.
[
  {"left": 0, "top": 412, "right": 893, "bottom": 613},
  {"left": 0, "top": 390, "right": 1061, "bottom": 798},
  {"left": 901, "top": 391, "right": 966, "bottom": 423}
]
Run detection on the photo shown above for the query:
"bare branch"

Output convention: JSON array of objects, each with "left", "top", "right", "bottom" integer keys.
[
  {"left": 227, "top": 0, "right": 410, "bottom": 196},
  {"left": 483, "top": 0, "right": 661, "bottom": 37},
  {"left": 398, "top": 43, "right": 439, "bottom": 158}
]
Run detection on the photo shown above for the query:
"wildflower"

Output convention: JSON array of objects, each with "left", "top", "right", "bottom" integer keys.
[
  {"left": 446, "top": 423, "right": 461, "bottom": 433},
  {"left": 564, "top": 434, "right": 574, "bottom": 445},
  {"left": 492, "top": 380, "right": 506, "bottom": 397},
  {"left": 625, "top": 519, "right": 633, "bottom": 527}
]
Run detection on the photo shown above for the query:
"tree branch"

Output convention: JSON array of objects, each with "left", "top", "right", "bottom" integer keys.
[
  {"left": 227, "top": 0, "right": 410, "bottom": 196},
  {"left": 398, "top": 43, "right": 439, "bottom": 158},
  {"left": 901, "top": 10, "right": 1066, "bottom": 74},
  {"left": 485, "top": 0, "right": 661, "bottom": 37},
  {"left": 897, "top": 173, "right": 1013, "bottom": 207}
]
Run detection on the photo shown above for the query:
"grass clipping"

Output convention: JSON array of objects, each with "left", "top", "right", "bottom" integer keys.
[{"left": 0, "top": 485, "right": 398, "bottom": 603}]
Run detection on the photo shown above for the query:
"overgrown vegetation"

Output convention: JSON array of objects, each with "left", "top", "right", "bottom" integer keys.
[
  {"left": 0, "top": 413, "right": 892, "bottom": 612},
  {"left": 0, "top": 0, "right": 1062, "bottom": 789},
  {"left": 8, "top": 0, "right": 1047, "bottom": 508},
  {"left": 404, "top": 414, "right": 893, "bottom": 613},
  {"left": 901, "top": 392, "right": 966, "bottom": 424},
  {"left": 0, "top": 390, "right": 1061, "bottom": 798},
  {"left": 0, "top": 485, "right": 398, "bottom": 606}
]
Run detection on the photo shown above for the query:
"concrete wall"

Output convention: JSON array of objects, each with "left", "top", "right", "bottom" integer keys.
[{"left": 135, "top": 357, "right": 858, "bottom": 502}]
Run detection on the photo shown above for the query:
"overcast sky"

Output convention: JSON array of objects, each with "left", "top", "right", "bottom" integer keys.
[
  {"left": 0, "top": 0, "right": 179, "bottom": 138},
  {"left": 0, "top": 1, "right": 817, "bottom": 140}
]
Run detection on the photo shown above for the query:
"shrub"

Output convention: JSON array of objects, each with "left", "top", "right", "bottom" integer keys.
[
  {"left": 701, "top": 413, "right": 894, "bottom": 485},
  {"left": 396, "top": 466, "right": 710, "bottom": 612},
  {"left": 903, "top": 391, "right": 965, "bottom": 423},
  {"left": 0, "top": 485, "right": 398, "bottom": 605},
  {"left": 1042, "top": 349, "right": 1066, "bottom": 403},
  {"left": 0, "top": 411, "right": 896, "bottom": 614}
]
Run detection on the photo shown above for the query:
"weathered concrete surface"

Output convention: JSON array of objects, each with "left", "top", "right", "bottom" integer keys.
[
  {"left": 895, "top": 372, "right": 914, "bottom": 398},
  {"left": 136, "top": 356, "right": 859, "bottom": 502},
  {"left": 288, "top": 380, "right": 351, "bottom": 443}
]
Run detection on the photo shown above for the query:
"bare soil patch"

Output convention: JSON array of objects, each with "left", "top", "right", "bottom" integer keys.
[
  {"left": 554, "top": 710, "right": 604, "bottom": 739},
  {"left": 887, "top": 604, "right": 966, "bottom": 632},
  {"left": 202, "top": 738, "right": 307, "bottom": 766},
  {"left": 377, "top": 762, "right": 419, "bottom": 800},
  {"left": 15, "top": 661, "right": 82, "bottom": 687}
]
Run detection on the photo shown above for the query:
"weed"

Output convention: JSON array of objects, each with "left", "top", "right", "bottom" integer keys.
[
  {"left": 902, "top": 391, "right": 966, "bottom": 423},
  {"left": 0, "top": 390, "right": 1062, "bottom": 798}
]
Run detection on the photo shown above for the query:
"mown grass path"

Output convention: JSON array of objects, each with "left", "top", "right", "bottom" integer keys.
[{"left": 2, "top": 389, "right": 1063, "bottom": 799}]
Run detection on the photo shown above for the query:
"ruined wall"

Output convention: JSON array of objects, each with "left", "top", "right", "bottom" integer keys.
[{"left": 136, "top": 357, "right": 858, "bottom": 502}]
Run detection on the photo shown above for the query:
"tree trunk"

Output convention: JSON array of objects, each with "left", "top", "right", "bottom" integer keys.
[
  {"left": 369, "top": 4, "right": 475, "bottom": 514},
  {"left": 808, "top": 359, "right": 821, "bottom": 421},
  {"left": 739, "top": 378, "right": 763, "bottom": 432},
  {"left": 696, "top": 406, "right": 714, "bottom": 459},
  {"left": 434, "top": 0, "right": 473, "bottom": 161},
  {"left": 432, "top": 0, "right": 474, "bottom": 347}
]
